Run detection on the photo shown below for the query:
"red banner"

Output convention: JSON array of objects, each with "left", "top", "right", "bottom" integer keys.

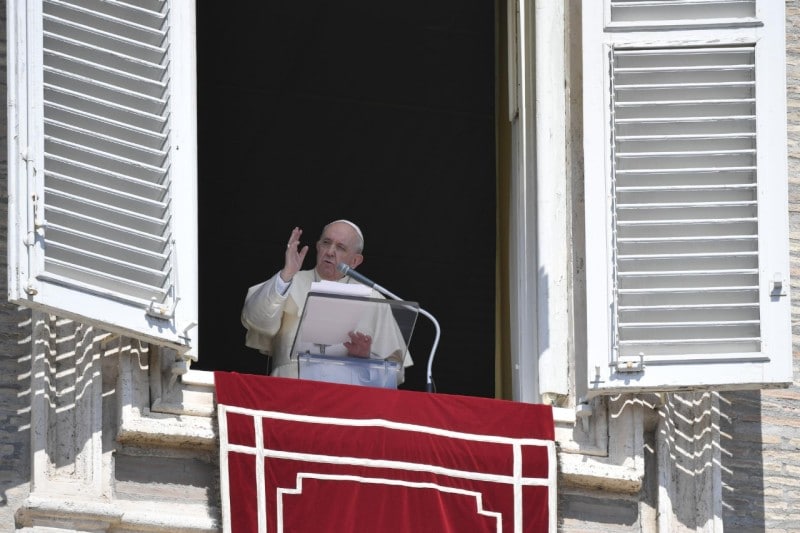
[{"left": 215, "top": 372, "right": 556, "bottom": 532}]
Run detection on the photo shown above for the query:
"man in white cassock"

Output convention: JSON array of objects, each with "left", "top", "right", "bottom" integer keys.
[{"left": 241, "top": 219, "right": 412, "bottom": 384}]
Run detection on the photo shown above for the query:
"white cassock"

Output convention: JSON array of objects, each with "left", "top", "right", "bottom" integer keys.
[{"left": 241, "top": 268, "right": 413, "bottom": 384}]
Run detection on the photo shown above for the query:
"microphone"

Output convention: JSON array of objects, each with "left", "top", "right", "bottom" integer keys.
[
  {"left": 337, "top": 263, "right": 377, "bottom": 289},
  {"left": 337, "top": 262, "right": 441, "bottom": 393}
]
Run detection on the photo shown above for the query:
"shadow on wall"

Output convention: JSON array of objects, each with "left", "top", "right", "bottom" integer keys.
[
  {"left": 557, "top": 391, "right": 768, "bottom": 531},
  {"left": 719, "top": 390, "right": 767, "bottom": 532},
  {"left": 0, "top": 309, "right": 33, "bottom": 529}
]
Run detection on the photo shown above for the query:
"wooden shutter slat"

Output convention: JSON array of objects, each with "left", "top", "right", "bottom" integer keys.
[
  {"left": 39, "top": 265, "right": 169, "bottom": 302},
  {"left": 46, "top": 241, "right": 169, "bottom": 286},
  {"left": 45, "top": 188, "right": 169, "bottom": 235},
  {"left": 45, "top": 206, "right": 168, "bottom": 252}
]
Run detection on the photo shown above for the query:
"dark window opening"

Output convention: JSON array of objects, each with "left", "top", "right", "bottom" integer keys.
[{"left": 195, "top": 1, "right": 497, "bottom": 397}]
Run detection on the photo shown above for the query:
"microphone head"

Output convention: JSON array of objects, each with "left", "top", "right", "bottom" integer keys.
[{"left": 336, "top": 262, "right": 350, "bottom": 275}]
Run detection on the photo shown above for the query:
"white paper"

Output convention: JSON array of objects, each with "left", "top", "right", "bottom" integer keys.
[
  {"left": 310, "top": 280, "right": 372, "bottom": 297},
  {"left": 295, "top": 293, "right": 375, "bottom": 347}
]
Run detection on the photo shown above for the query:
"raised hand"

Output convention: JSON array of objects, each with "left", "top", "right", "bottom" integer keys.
[{"left": 280, "top": 226, "right": 309, "bottom": 283}]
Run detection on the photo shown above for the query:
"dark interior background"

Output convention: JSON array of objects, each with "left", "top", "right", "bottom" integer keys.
[{"left": 194, "top": 1, "right": 497, "bottom": 397}]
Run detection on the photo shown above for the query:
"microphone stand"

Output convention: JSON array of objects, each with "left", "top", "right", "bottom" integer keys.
[
  {"left": 371, "top": 283, "right": 440, "bottom": 393},
  {"left": 339, "top": 264, "right": 440, "bottom": 392}
]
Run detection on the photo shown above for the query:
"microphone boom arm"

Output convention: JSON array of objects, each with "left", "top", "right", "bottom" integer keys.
[{"left": 338, "top": 263, "right": 440, "bottom": 392}]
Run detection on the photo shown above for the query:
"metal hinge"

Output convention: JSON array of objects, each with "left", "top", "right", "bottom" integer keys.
[
  {"left": 612, "top": 353, "right": 645, "bottom": 373},
  {"left": 147, "top": 296, "right": 179, "bottom": 320},
  {"left": 771, "top": 273, "right": 787, "bottom": 297}
]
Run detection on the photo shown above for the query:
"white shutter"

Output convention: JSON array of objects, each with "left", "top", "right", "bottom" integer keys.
[
  {"left": 608, "top": 0, "right": 756, "bottom": 28},
  {"left": 583, "top": 0, "right": 790, "bottom": 393},
  {"left": 7, "top": 0, "right": 198, "bottom": 355}
]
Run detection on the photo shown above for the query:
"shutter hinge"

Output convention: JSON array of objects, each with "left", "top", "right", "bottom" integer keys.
[
  {"left": 179, "top": 321, "right": 197, "bottom": 346},
  {"left": 24, "top": 193, "right": 46, "bottom": 247},
  {"left": 24, "top": 280, "right": 38, "bottom": 295},
  {"left": 32, "top": 193, "right": 46, "bottom": 230},
  {"left": 147, "top": 296, "right": 179, "bottom": 320},
  {"left": 612, "top": 353, "right": 645, "bottom": 373},
  {"left": 771, "top": 273, "right": 787, "bottom": 297}
]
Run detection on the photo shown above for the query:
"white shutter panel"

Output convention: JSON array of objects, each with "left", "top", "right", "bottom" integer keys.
[
  {"left": 8, "top": 0, "right": 198, "bottom": 355},
  {"left": 583, "top": 1, "right": 790, "bottom": 393},
  {"left": 608, "top": 0, "right": 756, "bottom": 27}
]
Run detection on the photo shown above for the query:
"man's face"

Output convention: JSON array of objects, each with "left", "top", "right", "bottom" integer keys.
[{"left": 315, "top": 222, "right": 363, "bottom": 281}]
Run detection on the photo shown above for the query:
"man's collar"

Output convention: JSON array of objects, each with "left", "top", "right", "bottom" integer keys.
[{"left": 312, "top": 268, "right": 351, "bottom": 284}]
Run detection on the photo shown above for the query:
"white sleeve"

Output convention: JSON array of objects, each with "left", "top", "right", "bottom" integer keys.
[{"left": 275, "top": 273, "right": 291, "bottom": 295}]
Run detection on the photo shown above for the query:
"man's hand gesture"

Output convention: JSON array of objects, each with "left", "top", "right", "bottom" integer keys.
[{"left": 280, "top": 226, "right": 309, "bottom": 283}]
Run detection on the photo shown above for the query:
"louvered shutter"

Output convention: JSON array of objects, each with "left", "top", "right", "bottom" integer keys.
[
  {"left": 583, "top": 0, "right": 790, "bottom": 393},
  {"left": 8, "top": 0, "right": 198, "bottom": 355}
]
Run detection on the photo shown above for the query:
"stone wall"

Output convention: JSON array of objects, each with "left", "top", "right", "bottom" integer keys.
[{"left": 718, "top": 3, "right": 800, "bottom": 532}]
